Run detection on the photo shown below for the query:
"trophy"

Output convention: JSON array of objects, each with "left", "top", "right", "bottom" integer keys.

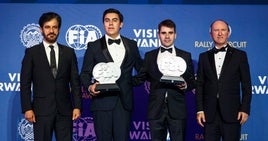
[
  {"left": 158, "top": 56, "right": 187, "bottom": 85},
  {"left": 92, "top": 62, "right": 121, "bottom": 91}
]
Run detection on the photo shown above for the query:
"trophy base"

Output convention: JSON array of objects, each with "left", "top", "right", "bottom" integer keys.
[
  {"left": 95, "top": 84, "right": 120, "bottom": 92},
  {"left": 160, "top": 76, "right": 185, "bottom": 85}
]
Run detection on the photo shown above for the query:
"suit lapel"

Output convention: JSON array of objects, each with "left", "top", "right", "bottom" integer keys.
[
  {"left": 120, "top": 37, "right": 129, "bottom": 67},
  {"left": 152, "top": 48, "right": 163, "bottom": 79},
  {"left": 56, "top": 44, "right": 64, "bottom": 78},
  {"left": 39, "top": 44, "right": 50, "bottom": 67},
  {"left": 208, "top": 49, "right": 218, "bottom": 79},
  {"left": 219, "top": 45, "right": 233, "bottom": 79},
  {"left": 100, "top": 37, "right": 114, "bottom": 62}
]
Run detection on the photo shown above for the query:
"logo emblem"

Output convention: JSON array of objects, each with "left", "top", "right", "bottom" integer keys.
[
  {"left": 20, "top": 23, "right": 43, "bottom": 48},
  {"left": 65, "top": 25, "right": 102, "bottom": 50},
  {"left": 18, "top": 119, "right": 34, "bottom": 141},
  {"left": 73, "top": 117, "right": 96, "bottom": 141}
]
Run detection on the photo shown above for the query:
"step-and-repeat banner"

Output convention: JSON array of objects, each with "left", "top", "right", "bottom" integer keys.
[{"left": 0, "top": 4, "right": 267, "bottom": 141}]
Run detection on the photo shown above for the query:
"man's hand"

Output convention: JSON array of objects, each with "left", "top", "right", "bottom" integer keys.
[
  {"left": 176, "top": 82, "right": 187, "bottom": 90},
  {"left": 237, "top": 112, "right": 249, "bottom": 125},
  {"left": 72, "top": 108, "right": 81, "bottom": 120},
  {"left": 197, "top": 111, "right": 206, "bottom": 127},
  {"left": 24, "top": 110, "right": 36, "bottom": 123},
  {"left": 88, "top": 82, "right": 100, "bottom": 96}
]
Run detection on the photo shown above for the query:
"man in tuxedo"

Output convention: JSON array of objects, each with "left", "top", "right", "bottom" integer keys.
[
  {"left": 134, "top": 19, "right": 195, "bottom": 141},
  {"left": 80, "top": 8, "right": 143, "bottom": 141},
  {"left": 196, "top": 19, "right": 252, "bottom": 141},
  {"left": 20, "top": 12, "right": 81, "bottom": 141}
]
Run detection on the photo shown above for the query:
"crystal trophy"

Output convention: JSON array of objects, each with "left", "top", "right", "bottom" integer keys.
[
  {"left": 158, "top": 56, "right": 187, "bottom": 85},
  {"left": 92, "top": 62, "right": 121, "bottom": 91}
]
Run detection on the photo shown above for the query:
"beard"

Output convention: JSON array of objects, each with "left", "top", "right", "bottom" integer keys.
[{"left": 43, "top": 33, "right": 58, "bottom": 44}]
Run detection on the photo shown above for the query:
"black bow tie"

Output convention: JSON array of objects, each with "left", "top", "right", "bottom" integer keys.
[
  {"left": 160, "top": 47, "right": 172, "bottom": 53},
  {"left": 213, "top": 47, "right": 227, "bottom": 54},
  {"left": 108, "top": 38, "right": 121, "bottom": 45}
]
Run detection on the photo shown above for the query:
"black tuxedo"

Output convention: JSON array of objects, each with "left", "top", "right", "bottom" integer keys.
[
  {"left": 80, "top": 35, "right": 142, "bottom": 141},
  {"left": 20, "top": 43, "right": 81, "bottom": 141},
  {"left": 134, "top": 47, "right": 195, "bottom": 140},
  {"left": 196, "top": 45, "right": 252, "bottom": 141}
]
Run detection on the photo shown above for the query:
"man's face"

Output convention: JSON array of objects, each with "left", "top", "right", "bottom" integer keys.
[
  {"left": 158, "top": 26, "right": 176, "bottom": 48},
  {"left": 40, "top": 18, "right": 59, "bottom": 44},
  {"left": 103, "top": 13, "right": 123, "bottom": 38},
  {"left": 210, "top": 21, "right": 230, "bottom": 47}
]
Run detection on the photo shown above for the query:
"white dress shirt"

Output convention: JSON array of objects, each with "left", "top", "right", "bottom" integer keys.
[
  {"left": 43, "top": 41, "right": 59, "bottom": 68},
  {"left": 157, "top": 45, "right": 176, "bottom": 66},
  {"left": 214, "top": 47, "right": 227, "bottom": 79},
  {"left": 105, "top": 34, "right": 125, "bottom": 66}
]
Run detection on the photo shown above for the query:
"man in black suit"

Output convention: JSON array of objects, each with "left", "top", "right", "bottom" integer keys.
[
  {"left": 20, "top": 12, "right": 81, "bottom": 141},
  {"left": 80, "top": 8, "right": 143, "bottom": 141},
  {"left": 134, "top": 19, "right": 195, "bottom": 141},
  {"left": 196, "top": 19, "right": 252, "bottom": 141}
]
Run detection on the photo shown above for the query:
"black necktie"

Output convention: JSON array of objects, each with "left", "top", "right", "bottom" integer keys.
[
  {"left": 213, "top": 47, "right": 226, "bottom": 54},
  {"left": 108, "top": 38, "right": 121, "bottom": 45},
  {"left": 49, "top": 45, "right": 57, "bottom": 78},
  {"left": 160, "top": 47, "right": 172, "bottom": 53}
]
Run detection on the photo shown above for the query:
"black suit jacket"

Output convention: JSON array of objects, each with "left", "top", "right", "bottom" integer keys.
[
  {"left": 196, "top": 44, "right": 252, "bottom": 122},
  {"left": 134, "top": 47, "right": 195, "bottom": 120},
  {"left": 80, "top": 36, "right": 143, "bottom": 111},
  {"left": 20, "top": 43, "right": 81, "bottom": 116}
]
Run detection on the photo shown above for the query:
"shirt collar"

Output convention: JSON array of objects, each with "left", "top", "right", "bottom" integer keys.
[
  {"left": 43, "top": 41, "right": 57, "bottom": 49},
  {"left": 105, "top": 34, "right": 121, "bottom": 42},
  {"left": 160, "top": 44, "right": 174, "bottom": 49},
  {"left": 215, "top": 44, "right": 228, "bottom": 49}
]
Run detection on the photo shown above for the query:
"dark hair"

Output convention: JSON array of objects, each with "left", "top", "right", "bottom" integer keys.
[
  {"left": 209, "top": 19, "right": 230, "bottom": 32},
  {"left": 102, "top": 8, "right": 124, "bottom": 23},
  {"left": 158, "top": 19, "right": 176, "bottom": 33},
  {"left": 38, "top": 12, "right": 61, "bottom": 28}
]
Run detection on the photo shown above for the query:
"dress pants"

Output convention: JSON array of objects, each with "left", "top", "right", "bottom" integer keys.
[
  {"left": 34, "top": 113, "right": 73, "bottom": 141},
  {"left": 204, "top": 102, "right": 241, "bottom": 141},
  {"left": 92, "top": 98, "right": 131, "bottom": 141},
  {"left": 149, "top": 103, "right": 186, "bottom": 141}
]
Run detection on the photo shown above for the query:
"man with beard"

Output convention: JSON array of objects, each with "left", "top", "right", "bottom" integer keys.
[{"left": 20, "top": 12, "right": 81, "bottom": 141}]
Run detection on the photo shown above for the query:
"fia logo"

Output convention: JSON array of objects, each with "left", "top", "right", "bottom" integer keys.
[
  {"left": 65, "top": 25, "right": 102, "bottom": 50},
  {"left": 73, "top": 117, "right": 96, "bottom": 141}
]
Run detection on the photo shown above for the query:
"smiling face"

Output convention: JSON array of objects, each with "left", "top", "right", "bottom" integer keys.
[
  {"left": 210, "top": 20, "right": 230, "bottom": 47},
  {"left": 158, "top": 26, "right": 176, "bottom": 48},
  {"left": 103, "top": 13, "right": 123, "bottom": 38},
  {"left": 40, "top": 18, "right": 60, "bottom": 44}
]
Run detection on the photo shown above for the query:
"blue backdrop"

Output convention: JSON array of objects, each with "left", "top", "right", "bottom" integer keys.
[{"left": 0, "top": 3, "right": 267, "bottom": 141}]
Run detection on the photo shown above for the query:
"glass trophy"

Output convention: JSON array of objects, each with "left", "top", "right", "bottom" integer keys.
[
  {"left": 92, "top": 62, "right": 121, "bottom": 91},
  {"left": 158, "top": 56, "right": 187, "bottom": 85}
]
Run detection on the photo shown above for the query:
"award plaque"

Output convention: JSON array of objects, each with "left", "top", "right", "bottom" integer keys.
[
  {"left": 92, "top": 62, "right": 121, "bottom": 91},
  {"left": 158, "top": 56, "right": 187, "bottom": 85}
]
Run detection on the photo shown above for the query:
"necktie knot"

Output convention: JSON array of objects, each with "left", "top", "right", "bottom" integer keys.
[
  {"left": 49, "top": 45, "right": 54, "bottom": 49},
  {"left": 160, "top": 47, "right": 172, "bottom": 53},
  {"left": 213, "top": 47, "right": 226, "bottom": 54},
  {"left": 108, "top": 38, "right": 121, "bottom": 45}
]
